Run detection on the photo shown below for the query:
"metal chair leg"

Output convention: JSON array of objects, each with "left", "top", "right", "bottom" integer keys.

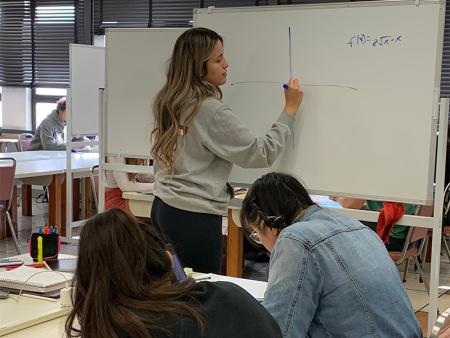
[
  {"left": 402, "top": 258, "right": 410, "bottom": 283},
  {"left": 6, "top": 211, "right": 21, "bottom": 254},
  {"left": 442, "top": 237, "right": 450, "bottom": 262},
  {"left": 414, "top": 256, "right": 430, "bottom": 294}
]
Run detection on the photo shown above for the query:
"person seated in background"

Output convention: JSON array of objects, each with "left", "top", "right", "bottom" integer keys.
[
  {"left": 29, "top": 97, "right": 67, "bottom": 151},
  {"left": 329, "top": 196, "right": 416, "bottom": 251},
  {"left": 240, "top": 172, "right": 422, "bottom": 338},
  {"left": 104, "top": 156, "right": 155, "bottom": 212},
  {"left": 65, "top": 208, "right": 283, "bottom": 338}
]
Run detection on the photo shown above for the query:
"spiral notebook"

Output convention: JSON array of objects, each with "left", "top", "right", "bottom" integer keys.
[{"left": 0, "top": 266, "right": 73, "bottom": 293}]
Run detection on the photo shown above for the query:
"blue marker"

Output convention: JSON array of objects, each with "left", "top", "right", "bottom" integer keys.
[{"left": 283, "top": 83, "right": 288, "bottom": 90}]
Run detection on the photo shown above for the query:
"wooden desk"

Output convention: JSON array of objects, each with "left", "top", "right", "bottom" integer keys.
[
  {"left": 0, "top": 153, "right": 99, "bottom": 239},
  {"left": 0, "top": 150, "right": 66, "bottom": 162},
  {"left": 3, "top": 316, "right": 69, "bottom": 337},
  {"left": 122, "top": 191, "right": 154, "bottom": 216},
  {"left": 0, "top": 138, "right": 19, "bottom": 152},
  {"left": 0, "top": 254, "right": 77, "bottom": 337},
  {"left": 2, "top": 269, "right": 261, "bottom": 337}
]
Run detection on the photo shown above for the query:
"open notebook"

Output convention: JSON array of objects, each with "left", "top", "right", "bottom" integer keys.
[{"left": 0, "top": 266, "right": 73, "bottom": 293}]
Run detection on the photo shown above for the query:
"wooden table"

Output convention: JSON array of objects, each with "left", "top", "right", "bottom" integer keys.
[
  {"left": 0, "top": 253, "right": 262, "bottom": 337},
  {"left": 0, "top": 138, "right": 19, "bottom": 152},
  {"left": 0, "top": 152, "right": 99, "bottom": 239}
]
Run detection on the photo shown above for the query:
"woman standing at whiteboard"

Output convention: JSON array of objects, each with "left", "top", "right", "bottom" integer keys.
[{"left": 151, "top": 27, "right": 303, "bottom": 273}]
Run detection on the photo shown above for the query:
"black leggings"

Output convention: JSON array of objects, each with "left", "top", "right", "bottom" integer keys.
[{"left": 151, "top": 196, "right": 223, "bottom": 274}]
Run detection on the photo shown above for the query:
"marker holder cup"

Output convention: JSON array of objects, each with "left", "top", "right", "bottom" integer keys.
[{"left": 28, "top": 233, "right": 61, "bottom": 261}]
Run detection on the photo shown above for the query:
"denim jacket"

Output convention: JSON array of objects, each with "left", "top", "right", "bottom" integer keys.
[{"left": 263, "top": 205, "right": 422, "bottom": 338}]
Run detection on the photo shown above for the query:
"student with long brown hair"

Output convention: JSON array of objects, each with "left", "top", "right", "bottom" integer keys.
[
  {"left": 65, "top": 208, "right": 283, "bottom": 338},
  {"left": 151, "top": 27, "right": 304, "bottom": 273}
]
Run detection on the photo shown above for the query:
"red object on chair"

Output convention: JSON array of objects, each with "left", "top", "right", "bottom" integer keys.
[{"left": 376, "top": 202, "right": 405, "bottom": 243}]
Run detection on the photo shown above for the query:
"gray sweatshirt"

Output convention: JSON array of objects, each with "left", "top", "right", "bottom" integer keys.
[
  {"left": 154, "top": 98, "right": 295, "bottom": 215},
  {"left": 29, "top": 109, "right": 66, "bottom": 151}
]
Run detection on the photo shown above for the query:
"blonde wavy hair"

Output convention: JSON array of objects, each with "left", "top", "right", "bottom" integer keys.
[{"left": 151, "top": 28, "right": 223, "bottom": 173}]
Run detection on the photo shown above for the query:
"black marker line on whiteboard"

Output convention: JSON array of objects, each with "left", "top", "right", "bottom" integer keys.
[
  {"left": 289, "top": 26, "right": 293, "bottom": 79},
  {"left": 229, "top": 81, "right": 358, "bottom": 91}
]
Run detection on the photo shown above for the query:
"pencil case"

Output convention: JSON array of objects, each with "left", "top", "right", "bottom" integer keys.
[{"left": 28, "top": 233, "right": 61, "bottom": 261}]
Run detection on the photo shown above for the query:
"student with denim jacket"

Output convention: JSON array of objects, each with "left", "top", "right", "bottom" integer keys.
[{"left": 241, "top": 172, "right": 422, "bottom": 338}]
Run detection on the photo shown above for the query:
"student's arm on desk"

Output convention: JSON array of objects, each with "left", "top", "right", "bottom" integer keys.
[
  {"left": 263, "top": 236, "right": 321, "bottom": 338},
  {"left": 329, "top": 196, "right": 366, "bottom": 209},
  {"left": 40, "top": 121, "right": 66, "bottom": 151},
  {"left": 112, "top": 170, "right": 155, "bottom": 192},
  {"left": 108, "top": 157, "right": 155, "bottom": 192}
]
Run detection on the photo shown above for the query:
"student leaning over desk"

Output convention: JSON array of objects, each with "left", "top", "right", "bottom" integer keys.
[
  {"left": 241, "top": 172, "right": 422, "bottom": 338},
  {"left": 150, "top": 27, "right": 303, "bottom": 274},
  {"left": 65, "top": 208, "right": 283, "bottom": 338},
  {"left": 29, "top": 97, "right": 67, "bottom": 151}
]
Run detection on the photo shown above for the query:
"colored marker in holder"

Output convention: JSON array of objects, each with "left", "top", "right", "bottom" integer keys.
[{"left": 37, "top": 236, "right": 43, "bottom": 264}]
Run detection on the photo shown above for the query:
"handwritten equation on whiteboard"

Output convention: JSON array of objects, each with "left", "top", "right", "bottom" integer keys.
[{"left": 347, "top": 34, "right": 402, "bottom": 48}]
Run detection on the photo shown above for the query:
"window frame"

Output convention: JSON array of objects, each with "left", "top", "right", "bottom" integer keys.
[{"left": 32, "top": 87, "right": 66, "bottom": 129}]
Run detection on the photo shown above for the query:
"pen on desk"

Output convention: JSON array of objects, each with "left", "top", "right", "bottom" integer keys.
[
  {"left": 194, "top": 276, "right": 212, "bottom": 281},
  {"left": 43, "top": 260, "right": 52, "bottom": 271}
]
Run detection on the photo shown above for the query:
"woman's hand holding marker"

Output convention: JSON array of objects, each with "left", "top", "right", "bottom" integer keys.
[{"left": 283, "top": 78, "right": 303, "bottom": 117}]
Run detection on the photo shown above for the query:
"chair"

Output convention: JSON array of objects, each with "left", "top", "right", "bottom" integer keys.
[
  {"left": 442, "top": 226, "right": 450, "bottom": 263},
  {"left": 0, "top": 158, "right": 21, "bottom": 254},
  {"left": 90, "top": 165, "right": 99, "bottom": 212},
  {"left": 430, "top": 307, "right": 450, "bottom": 337},
  {"left": 18, "top": 133, "right": 34, "bottom": 152},
  {"left": 388, "top": 205, "right": 433, "bottom": 291}
]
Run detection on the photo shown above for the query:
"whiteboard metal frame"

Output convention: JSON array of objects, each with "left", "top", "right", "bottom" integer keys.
[{"left": 65, "top": 44, "right": 105, "bottom": 240}]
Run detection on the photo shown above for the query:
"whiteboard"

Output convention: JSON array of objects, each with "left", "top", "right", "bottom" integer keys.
[
  {"left": 105, "top": 28, "right": 186, "bottom": 158},
  {"left": 69, "top": 44, "right": 105, "bottom": 135},
  {"left": 195, "top": 0, "right": 445, "bottom": 204}
]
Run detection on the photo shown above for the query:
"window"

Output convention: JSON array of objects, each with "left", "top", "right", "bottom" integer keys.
[
  {"left": 34, "top": 2, "right": 75, "bottom": 86},
  {"left": 0, "top": 0, "right": 88, "bottom": 87},
  {"left": 0, "top": 1, "right": 33, "bottom": 87},
  {"left": 34, "top": 87, "right": 66, "bottom": 128},
  {"left": 94, "top": 0, "right": 150, "bottom": 34}
]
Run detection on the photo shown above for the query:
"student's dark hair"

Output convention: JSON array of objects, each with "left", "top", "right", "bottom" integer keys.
[
  {"left": 65, "top": 208, "right": 204, "bottom": 338},
  {"left": 240, "top": 172, "right": 316, "bottom": 231}
]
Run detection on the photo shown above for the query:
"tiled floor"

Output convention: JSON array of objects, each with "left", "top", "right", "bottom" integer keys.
[{"left": 2, "top": 192, "right": 450, "bottom": 336}]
